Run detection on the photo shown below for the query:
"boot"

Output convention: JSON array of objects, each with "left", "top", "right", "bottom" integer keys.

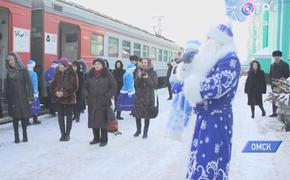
[
  {"left": 58, "top": 112, "right": 66, "bottom": 141},
  {"left": 116, "top": 111, "right": 123, "bottom": 120},
  {"left": 21, "top": 119, "right": 28, "bottom": 142},
  {"left": 90, "top": 129, "right": 100, "bottom": 145},
  {"left": 64, "top": 115, "right": 73, "bottom": 141},
  {"left": 76, "top": 112, "right": 80, "bottom": 123},
  {"left": 13, "top": 121, "right": 20, "bottom": 143},
  {"left": 143, "top": 119, "right": 150, "bottom": 139},
  {"left": 33, "top": 116, "right": 41, "bottom": 125},
  {"left": 100, "top": 128, "right": 108, "bottom": 146},
  {"left": 251, "top": 105, "right": 255, "bottom": 119},
  {"left": 134, "top": 118, "right": 141, "bottom": 137}
]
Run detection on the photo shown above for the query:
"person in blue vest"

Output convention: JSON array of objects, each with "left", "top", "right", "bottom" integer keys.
[
  {"left": 45, "top": 60, "right": 59, "bottom": 116},
  {"left": 166, "top": 40, "right": 201, "bottom": 139},
  {"left": 27, "top": 60, "right": 41, "bottom": 125},
  {"left": 116, "top": 63, "right": 136, "bottom": 113},
  {"left": 181, "top": 24, "right": 241, "bottom": 179}
]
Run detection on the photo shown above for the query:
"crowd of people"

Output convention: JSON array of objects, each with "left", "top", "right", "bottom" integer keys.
[{"left": 4, "top": 53, "right": 159, "bottom": 146}]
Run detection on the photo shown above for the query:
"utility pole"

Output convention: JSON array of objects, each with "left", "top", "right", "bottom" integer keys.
[{"left": 152, "top": 16, "right": 164, "bottom": 36}]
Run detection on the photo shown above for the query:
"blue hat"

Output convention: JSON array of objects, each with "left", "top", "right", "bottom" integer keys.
[
  {"left": 27, "top": 59, "right": 36, "bottom": 68},
  {"left": 127, "top": 63, "right": 136, "bottom": 71}
]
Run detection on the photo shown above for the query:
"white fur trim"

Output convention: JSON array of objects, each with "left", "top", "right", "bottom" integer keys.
[
  {"left": 206, "top": 26, "right": 233, "bottom": 45},
  {"left": 182, "top": 42, "right": 236, "bottom": 106}
]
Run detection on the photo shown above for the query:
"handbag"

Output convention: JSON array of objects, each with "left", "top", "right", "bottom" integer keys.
[{"left": 149, "top": 90, "right": 159, "bottom": 119}]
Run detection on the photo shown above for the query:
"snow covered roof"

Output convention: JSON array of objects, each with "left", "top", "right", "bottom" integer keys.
[{"left": 252, "top": 47, "right": 272, "bottom": 58}]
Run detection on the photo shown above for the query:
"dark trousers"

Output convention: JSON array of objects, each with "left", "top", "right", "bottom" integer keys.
[
  {"left": 251, "top": 104, "right": 266, "bottom": 117},
  {"left": 47, "top": 87, "right": 56, "bottom": 115},
  {"left": 167, "top": 83, "right": 172, "bottom": 98},
  {"left": 93, "top": 128, "right": 108, "bottom": 143},
  {"left": 13, "top": 119, "right": 27, "bottom": 141},
  {"left": 272, "top": 102, "right": 278, "bottom": 114},
  {"left": 57, "top": 104, "right": 73, "bottom": 136},
  {"left": 135, "top": 118, "right": 150, "bottom": 135},
  {"left": 115, "top": 96, "right": 122, "bottom": 118}
]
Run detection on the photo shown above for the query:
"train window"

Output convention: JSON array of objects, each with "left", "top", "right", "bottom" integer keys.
[
  {"left": 164, "top": 50, "right": 168, "bottom": 62},
  {"left": 108, "top": 37, "right": 119, "bottom": 57},
  {"left": 158, "top": 49, "right": 163, "bottom": 62},
  {"left": 143, "top": 45, "right": 149, "bottom": 58},
  {"left": 169, "top": 51, "right": 173, "bottom": 61},
  {"left": 150, "top": 47, "right": 156, "bottom": 60},
  {"left": 122, "top": 40, "right": 131, "bottom": 58},
  {"left": 133, "top": 43, "right": 141, "bottom": 57},
  {"left": 91, "top": 34, "right": 104, "bottom": 56}
]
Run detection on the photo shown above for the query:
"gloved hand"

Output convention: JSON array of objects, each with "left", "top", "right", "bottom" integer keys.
[{"left": 181, "top": 50, "right": 196, "bottom": 64}]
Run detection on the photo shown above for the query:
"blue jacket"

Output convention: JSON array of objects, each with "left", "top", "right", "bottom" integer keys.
[
  {"left": 28, "top": 69, "right": 39, "bottom": 96},
  {"left": 45, "top": 67, "right": 56, "bottom": 87},
  {"left": 120, "top": 70, "right": 135, "bottom": 96}
]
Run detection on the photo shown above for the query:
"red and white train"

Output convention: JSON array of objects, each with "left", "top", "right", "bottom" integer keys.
[{"left": 0, "top": 0, "right": 182, "bottom": 99}]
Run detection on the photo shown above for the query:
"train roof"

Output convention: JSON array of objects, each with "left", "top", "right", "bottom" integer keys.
[{"left": 42, "top": 0, "right": 181, "bottom": 49}]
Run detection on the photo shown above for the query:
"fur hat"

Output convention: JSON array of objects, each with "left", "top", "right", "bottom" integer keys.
[
  {"left": 93, "top": 58, "right": 105, "bottom": 67},
  {"left": 272, "top": 50, "right": 282, "bottom": 57},
  {"left": 184, "top": 40, "right": 201, "bottom": 52},
  {"left": 206, "top": 23, "right": 234, "bottom": 44}
]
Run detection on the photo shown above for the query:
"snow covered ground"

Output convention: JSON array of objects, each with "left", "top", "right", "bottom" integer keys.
[{"left": 0, "top": 76, "right": 289, "bottom": 180}]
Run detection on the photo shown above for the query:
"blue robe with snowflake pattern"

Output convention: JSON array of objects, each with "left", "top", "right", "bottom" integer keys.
[{"left": 186, "top": 52, "right": 240, "bottom": 180}]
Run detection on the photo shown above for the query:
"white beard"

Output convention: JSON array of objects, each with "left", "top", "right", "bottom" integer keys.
[{"left": 183, "top": 39, "right": 236, "bottom": 106}]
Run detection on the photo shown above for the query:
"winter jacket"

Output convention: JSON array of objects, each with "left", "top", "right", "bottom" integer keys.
[
  {"left": 120, "top": 70, "right": 135, "bottom": 96},
  {"left": 245, "top": 69, "right": 266, "bottom": 105},
  {"left": 112, "top": 61, "right": 125, "bottom": 97},
  {"left": 5, "top": 52, "right": 34, "bottom": 119},
  {"left": 50, "top": 65, "right": 79, "bottom": 105},
  {"left": 85, "top": 67, "right": 117, "bottom": 128},
  {"left": 269, "top": 60, "right": 289, "bottom": 85},
  {"left": 132, "top": 68, "right": 158, "bottom": 119}
]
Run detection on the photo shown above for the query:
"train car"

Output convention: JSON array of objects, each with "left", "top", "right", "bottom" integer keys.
[
  {"left": 0, "top": 0, "right": 32, "bottom": 95},
  {"left": 31, "top": 0, "right": 182, "bottom": 97}
]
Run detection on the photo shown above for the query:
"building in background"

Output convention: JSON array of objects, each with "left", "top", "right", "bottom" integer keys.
[{"left": 248, "top": 0, "right": 290, "bottom": 78}]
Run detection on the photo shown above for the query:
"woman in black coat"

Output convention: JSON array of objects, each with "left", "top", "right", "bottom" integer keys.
[
  {"left": 6, "top": 52, "right": 34, "bottom": 143},
  {"left": 112, "top": 60, "right": 125, "bottom": 119},
  {"left": 84, "top": 58, "right": 117, "bottom": 147},
  {"left": 72, "top": 61, "right": 84, "bottom": 122},
  {"left": 244, "top": 60, "right": 266, "bottom": 118},
  {"left": 132, "top": 58, "right": 158, "bottom": 139}
]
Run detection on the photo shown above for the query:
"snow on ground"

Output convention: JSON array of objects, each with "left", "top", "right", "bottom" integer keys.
[{"left": 0, "top": 76, "right": 290, "bottom": 180}]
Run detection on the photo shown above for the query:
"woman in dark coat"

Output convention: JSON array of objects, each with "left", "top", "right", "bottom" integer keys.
[
  {"left": 6, "top": 52, "right": 34, "bottom": 143},
  {"left": 72, "top": 61, "right": 84, "bottom": 122},
  {"left": 51, "top": 58, "right": 78, "bottom": 141},
  {"left": 85, "top": 58, "right": 117, "bottom": 147},
  {"left": 112, "top": 60, "right": 125, "bottom": 119},
  {"left": 245, "top": 60, "right": 266, "bottom": 118},
  {"left": 132, "top": 58, "right": 158, "bottom": 139}
]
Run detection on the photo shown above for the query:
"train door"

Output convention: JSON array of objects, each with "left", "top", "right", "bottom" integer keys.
[
  {"left": 0, "top": 8, "right": 9, "bottom": 95},
  {"left": 59, "top": 22, "right": 80, "bottom": 61}
]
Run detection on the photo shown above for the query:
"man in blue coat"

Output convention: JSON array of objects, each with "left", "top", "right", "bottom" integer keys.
[{"left": 182, "top": 24, "right": 241, "bottom": 180}]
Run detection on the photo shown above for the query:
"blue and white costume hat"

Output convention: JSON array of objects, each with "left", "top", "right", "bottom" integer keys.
[
  {"left": 127, "top": 63, "right": 136, "bottom": 71},
  {"left": 27, "top": 59, "right": 36, "bottom": 69},
  {"left": 206, "top": 23, "right": 234, "bottom": 44}
]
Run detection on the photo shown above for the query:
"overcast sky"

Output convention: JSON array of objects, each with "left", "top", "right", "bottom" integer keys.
[{"left": 70, "top": 0, "right": 250, "bottom": 62}]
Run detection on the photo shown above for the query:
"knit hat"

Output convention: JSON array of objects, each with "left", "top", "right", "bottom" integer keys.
[
  {"left": 127, "top": 63, "right": 136, "bottom": 71},
  {"left": 272, "top": 50, "right": 282, "bottom": 57},
  {"left": 206, "top": 23, "right": 234, "bottom": 44},
  {"left": 51, "top": 60, "right": 59, "bottom": 68},
  {"left": 59, "top": 58, "right": 70, "bottom": 67},
  {"left": 27, "top": 59, "right": 36, "bottom": 69},
  {"left": 93, "top": 58, "right": 105, "bottom": 67}
]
